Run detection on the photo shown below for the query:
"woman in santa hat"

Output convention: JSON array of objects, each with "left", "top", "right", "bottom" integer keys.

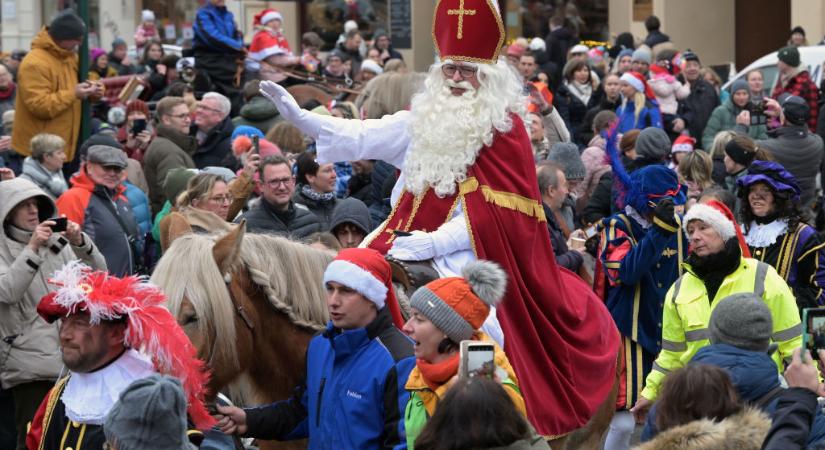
[{"left": 401, "top": 260, "right": 526, "bottom": 449}]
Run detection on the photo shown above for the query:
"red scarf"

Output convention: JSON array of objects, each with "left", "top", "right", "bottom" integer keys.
[
  {"left": 0, "top": 82, "right": 14, "bottom": 100},
  {"left": 416, "top": 353, "right": 459, "bottom": 392}
]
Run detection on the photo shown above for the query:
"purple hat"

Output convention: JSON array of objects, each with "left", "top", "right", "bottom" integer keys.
[
  {"left": 90, "top": 47, "right": 107, "bottom": 62},
  {"left": 737, "top": 160, "right": 801, "bottom": 202}
]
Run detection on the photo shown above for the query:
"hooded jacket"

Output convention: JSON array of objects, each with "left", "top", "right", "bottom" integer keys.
[
  {"left": 329, "top": 197, "right": 372, "bottom": 236},
  {"left": 19, "top": 157, "right": 68, "bottom": 200},
  {"left": 232, "top": 95, "right": 281, "bottom": 135},
  {"left": 143, "top": 124, "right": 197, "bottom": 214},
  {"left": 0, "top": 179, "right": 105, "bottom": 389},
  {"left": 56, "top": 168, "right": 139, "bottom": 277},
  {"left": 634, "top": 407, "right": 771, "bottom": 450},
  {"left": 11, "top": 28, "right": 81, "bottom": 160}
]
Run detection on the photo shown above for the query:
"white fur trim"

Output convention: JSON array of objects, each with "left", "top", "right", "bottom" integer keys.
[
  {"left": 261, "top": 10, "right": 283, "bottom": 25},
  {"left": 323, "top": 260, "right": 387, "bottom": 308},
  {"left": 620, "top": 72, "right": 644, "bottom": 93},
  {"left": 671, "top": 143, "right": 694, "bottom": 153},
  {"left": 683, "top": 203, "right": 736, "bottom": 240},
  {"left": 360, "top": 59, "right": 384, "bottom": 75}
]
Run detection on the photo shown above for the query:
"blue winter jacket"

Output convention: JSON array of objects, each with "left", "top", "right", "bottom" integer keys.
[
  {"left": 193, "top": 3, "right": 243, "bottom": 53},
  {"left": 641, "top": 343, "right": 825, "bottom": 446},
  {"left": 615, "top": 99, "right": 663, "bottom": 133},
  {"left": 123, "top": 182, "right": 151, "bottom": 237},
  {"left": 244, "top": 308, "right": 415, "bottom": 449}
]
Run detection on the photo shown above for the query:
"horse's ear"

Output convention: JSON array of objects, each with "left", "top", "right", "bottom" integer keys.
[
  {"left": 160, "top": 212, "right": 194, "bottom": 252},
  {"left": 213, "top": 220, "right": 246, "bottom": 275}
]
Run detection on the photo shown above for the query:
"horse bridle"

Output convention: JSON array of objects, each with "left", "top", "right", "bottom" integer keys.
[{"left": 202, "top": 272, "right": 255, "bottom": 367}]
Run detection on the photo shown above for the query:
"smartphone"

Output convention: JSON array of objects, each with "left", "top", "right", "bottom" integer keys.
[
  {"left": 252, "top": 135, "right": 260, "bottom": 155},
  {"left": 131, "top": 118, "right": 147, "bottom": 136},
  {"left": 459, "top": 341, "right": 496, "bottom": 379},
  {"left": 48, "top": 217, "right": 68, "bottom": 232},
  {"left": 802, "top": 308, "right": 825, "bottom": 359},
  {"left": 583, "top": 225, "right": 599, "bottom": 239}
]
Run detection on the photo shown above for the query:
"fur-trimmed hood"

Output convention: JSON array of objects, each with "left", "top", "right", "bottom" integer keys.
[{"left": 634, "top": 407, "right": 770, "bottom": 450}]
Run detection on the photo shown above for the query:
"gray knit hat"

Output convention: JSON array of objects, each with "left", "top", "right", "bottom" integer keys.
[
  {"left": 709, "top": 293, "right": 773, "bottom": 352},
  {"left": 634, "top": 127, "right": 671, "bottom": 162},
  {"left": 632, "top": 48, "right": 651, "bottom": 64},
  {"left": 103, "top": 374, "right": 195, "bottom": 450},
  {"left": 547, "top": 143, "right": 586, "bottom": 180},
  {"left": 730, "top": 79, "right": 750, "bottom": 95},
  {"left": 409, "top": 260, "right": 507, "bottom": 343}
]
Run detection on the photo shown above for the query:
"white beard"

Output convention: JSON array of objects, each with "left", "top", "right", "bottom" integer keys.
[{"left": 404, "top": 63, "right": 525, "bottom": 197}]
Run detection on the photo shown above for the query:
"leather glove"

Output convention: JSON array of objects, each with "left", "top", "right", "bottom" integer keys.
[
  {"left": 387, "top": 231, "right": 436, "bottom": 261},
  {"left": 652, "top": 198, "right": 679, "bottom": 233},
  {"left": 259, "top": 80, "right": 326, "bottom": 139}
]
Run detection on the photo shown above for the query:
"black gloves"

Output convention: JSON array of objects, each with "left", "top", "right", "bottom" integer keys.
[{"left": 652, "top": 198, "right": 679, "bottom": 233}]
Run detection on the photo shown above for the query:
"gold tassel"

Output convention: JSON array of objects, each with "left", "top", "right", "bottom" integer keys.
[{"left": 459, "top": 177, "right": 546, "bottom": 222}]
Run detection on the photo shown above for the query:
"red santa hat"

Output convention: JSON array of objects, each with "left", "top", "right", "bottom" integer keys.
[
  {"left": 671, "top": 135, "right": 696, "bottom": 154},
  {"left": 253, "top": 8, "right": 283, "bottom": 27},
  {"left": 322, "top": 248, "right": 405, "bottom": 329},
  {"left": 620, "top": 71, "right": 657, "bottom": 102},
  {"left": 433, "top": 0, "right": 505, "bottom": 64},
  {"left": 36, "top": 261, "right": 215, "bottom": 430},
  {"left": 683, "top": 200, "right": 751, "bottom": 258}
]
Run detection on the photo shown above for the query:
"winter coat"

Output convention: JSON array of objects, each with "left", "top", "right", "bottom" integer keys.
[
  {"left": 243, "top": 308, "right": 415, "bottom": 449},
  {"left": 293, "top": 187, "right": 337, "bottom": 232},
  {"left": 762, "top": 388, "right": 825, "bottom": 450},
  {"left": 0, "top": 178, "right": 105, "bottom": 389},
  {"left": 123, "top": 181, "right": 152, "bottom": 242},
  {"left": 577, "top": 135, "right": 611, "bottom": 211},
  {"left": 757, "top": 125, "right": 825, "bottom": 208},
  {"left": 644, "top": 31, "right": 671, "bottom": 49},
  {"left": 56, "top": 168, "right": 140, "bottom": 277},
  {"left": 772, "top": 69, "right": 820, "bottom": 132},
  {"left": 616, "top": 99, "right": 663, "bottom": 133},
  {"left": 641, "top": 257, "right": 802, "bottom": 401},
  {"left": 649, "top": 75, "right": 690, "bottom": 116},
  {"left": 679, "top": 78, "right": 720, "bottom": 142},
  {"left": 237, "top": 198, "right": 321, "bottom": 240},
  {"left": 404, "top": 334, "right": 525, "bottom": 450},
  {"left": 192, "top": 2, "right": 243, "bottom": 53},
  {"left": 232, "top": 95, "right": 281, "bottom": 135},
  {"left": 192, "top": 117, "right": 235, "bottom": 169},
  {"left": 19, "top": 157, "right": 68, "bottom": 199},
  {"left": 143, "top": 124, "right": 197, "bottom": 214},
  {"left": 702, "top": 98, "right": 768, "bottom": 150},
  {"left": 11, "top": 28, "right": 81, "bottom": 160},
  {"left": 544, "top": 203, "right": 582, "bottom": 271},
  {"left": 633, "top": 407, "right": 771, "bottom": 450}
]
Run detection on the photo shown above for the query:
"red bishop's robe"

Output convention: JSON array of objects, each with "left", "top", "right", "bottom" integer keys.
[{"left": 367, "top": 114, "right": 620, "bottom": 437}]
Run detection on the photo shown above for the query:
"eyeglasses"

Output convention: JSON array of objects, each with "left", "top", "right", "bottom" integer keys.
[
  {"left": 441, "top": 64, "right": 478, "bottom": 79},
  {"left": 197, "top": 103, "right": 222, "bottom": 114},
  {"left": 264, "top": 177, "right": 294, "bottom": 188},
  {"left": 208, "top": 194, "right": 234, "bottom": 204},
  {"left": 166, "top": 112, "right": 191, "bottom": 120}
]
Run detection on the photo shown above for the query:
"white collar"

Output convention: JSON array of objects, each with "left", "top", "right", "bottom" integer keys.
[
  {"left": 61, "top": 349, "right": 156, "bottom": 425},
  {"left": 626, "top": 206, "right": 651, "bottom": 229},
  {"left": 745, "top": 219, "right": 789, "bottom": 248}
]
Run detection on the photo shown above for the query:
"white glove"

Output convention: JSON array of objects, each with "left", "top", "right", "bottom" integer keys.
[
  {"left": 259, "top": 80, "right": 325, "bottom": 139},
  {"left": 387, "top": 231, "right": 436, "bottom": 261}
]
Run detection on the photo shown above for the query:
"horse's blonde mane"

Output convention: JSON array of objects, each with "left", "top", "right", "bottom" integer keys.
[{"left": 152, "top": 232, "right": 333, "bottom": 369}]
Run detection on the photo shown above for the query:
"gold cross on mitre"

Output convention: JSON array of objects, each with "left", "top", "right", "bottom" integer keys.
[{"left": 447, "top": 0, "right": 477, "bottom": 39}]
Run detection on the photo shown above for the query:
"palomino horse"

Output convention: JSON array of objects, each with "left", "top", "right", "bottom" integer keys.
[
  {"left": 152, "top": 215, "right": 332, "bottom": 450},
  {"left": 154, "top": 214, "right": 619, "bottom": 449}
]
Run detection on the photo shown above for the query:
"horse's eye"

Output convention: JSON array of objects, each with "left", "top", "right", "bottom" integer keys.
[{"left": 183, "top": 315, "right": 199, "bottom": 326}]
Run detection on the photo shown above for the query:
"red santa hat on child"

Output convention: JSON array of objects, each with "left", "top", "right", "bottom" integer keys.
[
  {"left": 254, "top": 8, "right": 283, "bottom": 27},
  {"left": 433, "top": 0, "right": 505, "bottom": 64},
  {"left": 322, "top": 248, "right": 405, "bottom": 328},
  {"left": 671, "top": 135, "right": 696, "bottom": 154},
  {"left": 36, "top": 261, "right": 216, "bottom": 430}
]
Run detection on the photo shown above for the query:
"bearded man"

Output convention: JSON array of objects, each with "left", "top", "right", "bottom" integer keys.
[{"left": 260, "top": 0, "right": 619, "bottom": 439}]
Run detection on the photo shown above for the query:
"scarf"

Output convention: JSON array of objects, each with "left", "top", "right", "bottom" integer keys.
[
  {"left": 0, "top": 82, "right": 14, "bottom": 100},
  {"left": 4, "top": 223, "right": 33, "bottom": 244},
  {"left": 416, "top": 353, "right": 460, "bottom": 392},
  {"left": 566, "top": 80, "right": 593, "bottom": 105},
  {"left": 300, "top": 183, "right": 336, "bottom": 203},
  {"left": 687, "top": 238, "right": 741, "bottom": 301}
]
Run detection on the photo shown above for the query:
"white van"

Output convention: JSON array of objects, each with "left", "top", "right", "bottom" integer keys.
[{"left": 721, "top": 45, "right": 825, "bottom": 96}]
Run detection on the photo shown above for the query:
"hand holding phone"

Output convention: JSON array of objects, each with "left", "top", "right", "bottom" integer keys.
[
  {"left": 48, "top": 217, "right": 68, "bottom": 232},
  {"left": 131, "top": 118, "right": 147, "bottom": 137},
  {"left": 459, "top": 341, "right": 496, "bottom": 379},
  {"left": 802, "top": 308, "right": 825, "bottom": 361}
]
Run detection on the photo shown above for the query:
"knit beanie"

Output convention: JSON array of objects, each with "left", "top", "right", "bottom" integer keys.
[
  {"left": 142, "top": 9, "right": 156, "bottom": 23},
  {"left": 671, "top": 135, "right": 695, "bottom": 154},
  {"left": 724, "top": 139, "right": 755, "bottom": 167},
  {"left": 112, "top": 37, "right": 127, "bottom": 50},
  {"left": 683, "top": 202, "right": 737, "bottom": 241},
  {"left": 709, "top": 293, "right": 773, "bottom": 352},
  {"left": 634, "top": 127, "right": 671, "bottom": 162},
  {"left": 617, "top": 48, "right": 634, "bottom": 61},
  {"left": 409, "top": 261, "right": 507, "bottom": 343},
  {"left": 163, "top": 168, "right": 198, "bottom": 204},
  {"left": 49, "top": 11, "right": 86, "bottom": 42},
  {"left": 547, "top": 142, "right": 586, "bottom": 180},
  {"left": 125, "top": 100, "right": 150, "bottom": 117},
  {"left": 777, "top": 46, "right": 800, "bottom": 67},
  {"left": 729, "top": 79, "right": 749, "bottom": 96},
  {"left": 231, "top": 125, "right": 265, "bottom": 142},
  {"left": 90, "top": 47, "right": 106, "bottom": 62},
  {"left": 103, "top": 374, "right": 193, "bottom": 450},
  {"left": 631, "top": 48, "right": 651, "bottom": 64},
  {"left": 323, "top": 248, "right": 404, "bottom": 327}
]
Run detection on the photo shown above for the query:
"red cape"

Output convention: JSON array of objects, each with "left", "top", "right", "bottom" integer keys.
[{"left": 368, "top": 114, "right": 620, "bottom": 436}]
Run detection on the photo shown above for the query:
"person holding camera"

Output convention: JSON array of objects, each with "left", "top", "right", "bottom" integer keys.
[
  {"left": 0, "top": 178, "right": 105, "bottom": 449},
  {"left": 702, "top": 79, "right": 768, "bottom": 150},
  {"left": 118, "top": 100, "right": 153, "bottom": 164},
  {"left": 400, "top": 260, "right": 524, "bottom": 449}
]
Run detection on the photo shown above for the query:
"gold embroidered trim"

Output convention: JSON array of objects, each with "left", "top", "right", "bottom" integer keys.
[
  {"left": 38, "top": 376, "right": 69, "bottom": 450},
  {"left": 479, "top": 185, "right": 546, "bottom": 222},
  {"left": 461, "top": 193, "right": 479, "bottom": 257},
  {"left": 404, "top": 188, "right": 429, "bottom": 230}
]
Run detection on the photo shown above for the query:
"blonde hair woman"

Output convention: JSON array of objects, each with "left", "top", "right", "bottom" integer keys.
[
  {"left": 678, "top": 150, "right": 715, "bottom": 210},
  {"left": 163, "top": 173, "right": 236, "bottom": 238}
]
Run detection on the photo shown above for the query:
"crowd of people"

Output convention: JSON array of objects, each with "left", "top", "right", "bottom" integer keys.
[{"left": 3, "top": 0, "right": 825, "bottom": 449}]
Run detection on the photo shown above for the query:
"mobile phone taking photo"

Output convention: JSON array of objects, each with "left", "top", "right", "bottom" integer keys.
[
  {"left": 802, "top": 308, "right": 825, "bottom": 360},
  {"left": 48, "top": 217, "right": 68, "bottom": 232},
  {"left": 459, "top": 341, "right": 496, "bottom": 379}
]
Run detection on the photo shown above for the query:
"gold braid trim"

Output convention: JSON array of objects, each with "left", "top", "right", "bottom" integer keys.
[
  {"left": 37, "top": 376, "right": 69, "bottom": 450},
  {"left": 460, "top": 177, "right": 546, "bottom": 222}
]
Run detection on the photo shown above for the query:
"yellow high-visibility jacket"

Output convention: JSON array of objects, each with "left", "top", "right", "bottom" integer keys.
[{"left": 641, "top": 257, "right": 802, "bottom": 400}]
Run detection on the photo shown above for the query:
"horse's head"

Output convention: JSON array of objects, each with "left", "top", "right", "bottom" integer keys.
[{"left": 154, "top": 213, "right": 257, "bottom": 396}]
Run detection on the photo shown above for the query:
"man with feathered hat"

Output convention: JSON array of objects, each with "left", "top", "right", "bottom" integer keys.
[
  {"left": 25, "top": 262, "right": 214, "bottom": 450},
  {"left": 258, "top": 0, "right": 619, "bottom": 438}
]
